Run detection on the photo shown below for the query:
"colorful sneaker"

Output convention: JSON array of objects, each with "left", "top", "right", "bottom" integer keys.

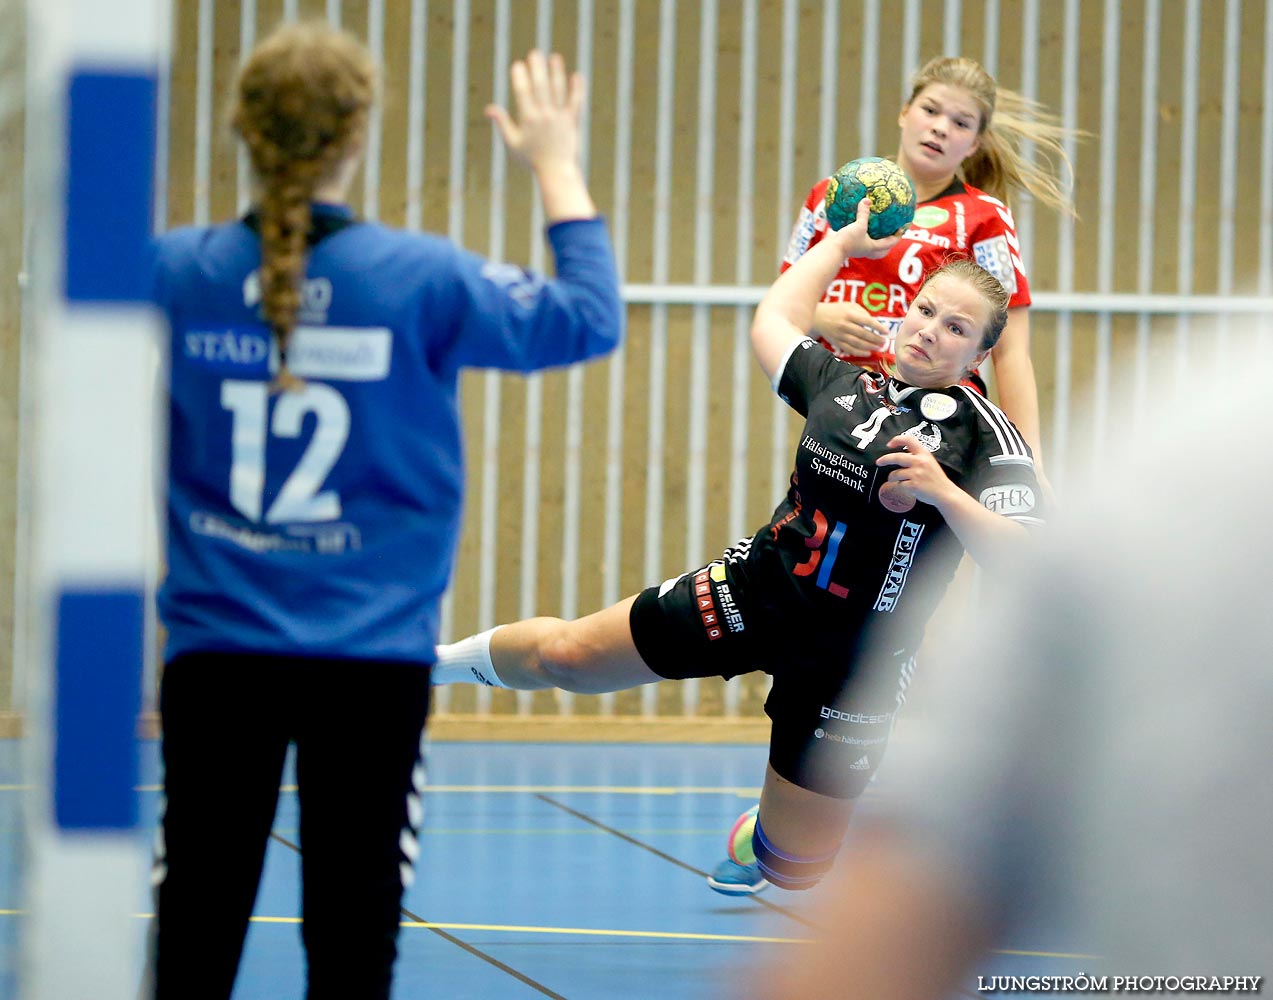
[{"left": 706, "top": 857, "right": 769, "bottom": 896}]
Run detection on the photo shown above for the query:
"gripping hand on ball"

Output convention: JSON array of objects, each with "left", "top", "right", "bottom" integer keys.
[
  {"left": 874, "top": 435, "right": 957, "bottom": 508},
  {"left": 487, "top": 50, "right": 596, "bottom": 221},
  {"left": 833, "top": 197, "right": 902, "bottom": 261},
  {"left": 877, "top": 436, "right": 1031, "bottom": 569}
]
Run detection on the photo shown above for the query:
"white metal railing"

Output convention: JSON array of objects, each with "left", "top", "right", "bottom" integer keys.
[
  {"left": 620, "top": 286, "right": 1273, "bottom": 313},
  {"left": 1264, "top": 0, "right": 1273, "bottom": 296}
]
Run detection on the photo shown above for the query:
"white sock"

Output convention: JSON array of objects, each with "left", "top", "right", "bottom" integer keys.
[{"left": 431, "top": 627, "right": 509, "bottom": 687}]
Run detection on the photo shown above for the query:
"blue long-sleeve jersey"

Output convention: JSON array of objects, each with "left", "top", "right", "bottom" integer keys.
[{"left": 154, "top": 206, "right": 622, "bottom": 664}]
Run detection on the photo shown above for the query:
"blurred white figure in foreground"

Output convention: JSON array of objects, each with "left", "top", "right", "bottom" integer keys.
[{"left": 742, "top": 358, "right": 1273, "bottom": 998}]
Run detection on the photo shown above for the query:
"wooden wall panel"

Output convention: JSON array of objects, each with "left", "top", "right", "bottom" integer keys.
[{"left": 3, "top": 1, "right": 1269, "bottom": 719}]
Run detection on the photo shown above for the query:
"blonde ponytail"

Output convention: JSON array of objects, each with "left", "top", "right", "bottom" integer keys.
[{"left": 906, "top": 56, "right": 1081, "bottom": 217}]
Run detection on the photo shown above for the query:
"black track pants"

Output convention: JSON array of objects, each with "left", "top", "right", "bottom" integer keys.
[{"left": 147, "top": 652, "right": 432, "bottom": 1000}]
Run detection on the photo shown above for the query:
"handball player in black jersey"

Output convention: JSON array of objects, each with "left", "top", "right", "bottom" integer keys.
[{"left": 434, "top": 198, "right": 1044, "bottom": 895}]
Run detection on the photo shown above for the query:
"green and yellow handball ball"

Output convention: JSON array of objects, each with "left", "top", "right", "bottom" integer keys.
[{"left": 824, "top": 156, "right": 917, "bottom": 238}]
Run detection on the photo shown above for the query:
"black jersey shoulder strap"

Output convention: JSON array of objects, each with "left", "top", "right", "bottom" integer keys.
[
  {"left": 924, "top": 178, "right": 966, "bottom": 204},
  {"left": 240, "top": 203, "right": 358, "bottom": 248}
]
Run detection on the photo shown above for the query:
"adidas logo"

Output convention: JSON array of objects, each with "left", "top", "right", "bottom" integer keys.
[
  {"left": 849, "top": 755, "right": 871, "bottom": 771},
  {"left": 834, "top": 393, "right": 857, "bottom": 411}
]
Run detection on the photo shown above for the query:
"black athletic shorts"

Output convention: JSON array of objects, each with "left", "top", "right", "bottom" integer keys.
[{"left": 629, "top": 545, "right": 916, "bottom": 799}]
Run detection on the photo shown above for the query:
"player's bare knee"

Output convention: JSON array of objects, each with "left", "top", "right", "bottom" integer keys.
[{"left": 537, "top": 624, "right": 592, "bottom": 691}]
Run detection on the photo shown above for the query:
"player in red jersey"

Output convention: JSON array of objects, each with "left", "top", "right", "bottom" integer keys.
[{"left": 782, "top": 56, "right": 1077, "bottom": 470}]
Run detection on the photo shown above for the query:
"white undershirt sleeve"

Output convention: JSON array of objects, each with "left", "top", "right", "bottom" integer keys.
[{"left": 771, "top": 337, "right": 815, "bottom": 394}]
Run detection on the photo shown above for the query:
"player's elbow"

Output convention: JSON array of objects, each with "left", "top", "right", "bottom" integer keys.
[
  {"left": 749, "top": 308, "right": 794, "bottom": 382},
  {"left": 551, "top": 282, "right": 625, "bottom": 367},
  {"left": 578, "top": 293, "right": 625, "bottom": 360}
]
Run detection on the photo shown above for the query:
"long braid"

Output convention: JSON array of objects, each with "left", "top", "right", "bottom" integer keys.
[{"left": 230, "top": 22, "right": 375, "bottom": 392}]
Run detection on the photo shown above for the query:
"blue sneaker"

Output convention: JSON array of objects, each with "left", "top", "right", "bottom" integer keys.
[{"left": 706, "top": 857, "right": 769, "bottom": 896}]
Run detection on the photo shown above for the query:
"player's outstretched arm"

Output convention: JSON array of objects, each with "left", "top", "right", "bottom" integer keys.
[
  {"left": 751, "top": 198, "right": 898, "bottom": 382},
  {"left": 486, "top": 50, "right": 597, "bottom": 222}
]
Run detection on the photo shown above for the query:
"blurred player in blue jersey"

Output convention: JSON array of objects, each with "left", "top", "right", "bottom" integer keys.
[{"left": 146, "top": 23, "right": 621, "bottom": 1000}]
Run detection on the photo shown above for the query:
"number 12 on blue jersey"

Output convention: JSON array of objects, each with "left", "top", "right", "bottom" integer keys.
[{"left": 220, "top": 379, "right": 350, "bottom": 523}]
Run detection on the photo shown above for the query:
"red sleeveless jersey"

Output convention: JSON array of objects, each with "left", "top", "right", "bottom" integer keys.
[{"left": 781, "top": 177, "right": 1031, "bottom": 371}]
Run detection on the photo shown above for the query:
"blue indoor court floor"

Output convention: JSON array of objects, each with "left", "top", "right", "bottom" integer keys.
[{"left": 0, "top": 739, "right": 1093, "bottom": 998}]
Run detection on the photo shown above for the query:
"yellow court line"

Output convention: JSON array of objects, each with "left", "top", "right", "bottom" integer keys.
[
  {"left": 404, "top": 785, "right": 768, "bottom": 795},
  {"left": 992, "top": 948, "right": 1100, "bottom": 960},
  {"left": 131, "top": 783, "right": 889, "bottom": 800},
  {"left": 125, "top": 911, "right": 805, "bottom": 945},
  {"left": 257, "top": 827, "right": 746, "bottom": 838},
  {"left": 1, "top": 909, "right": 1095, "bottom": 957},
  {"left": 405, "top": 828, "right": 739, "bottom": 835},
  {"left": 248, "top": 915, "right": 809, "bottom": 945},
  {"left": 133, "top": 784, "right": 766, "bottom": 795}
]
